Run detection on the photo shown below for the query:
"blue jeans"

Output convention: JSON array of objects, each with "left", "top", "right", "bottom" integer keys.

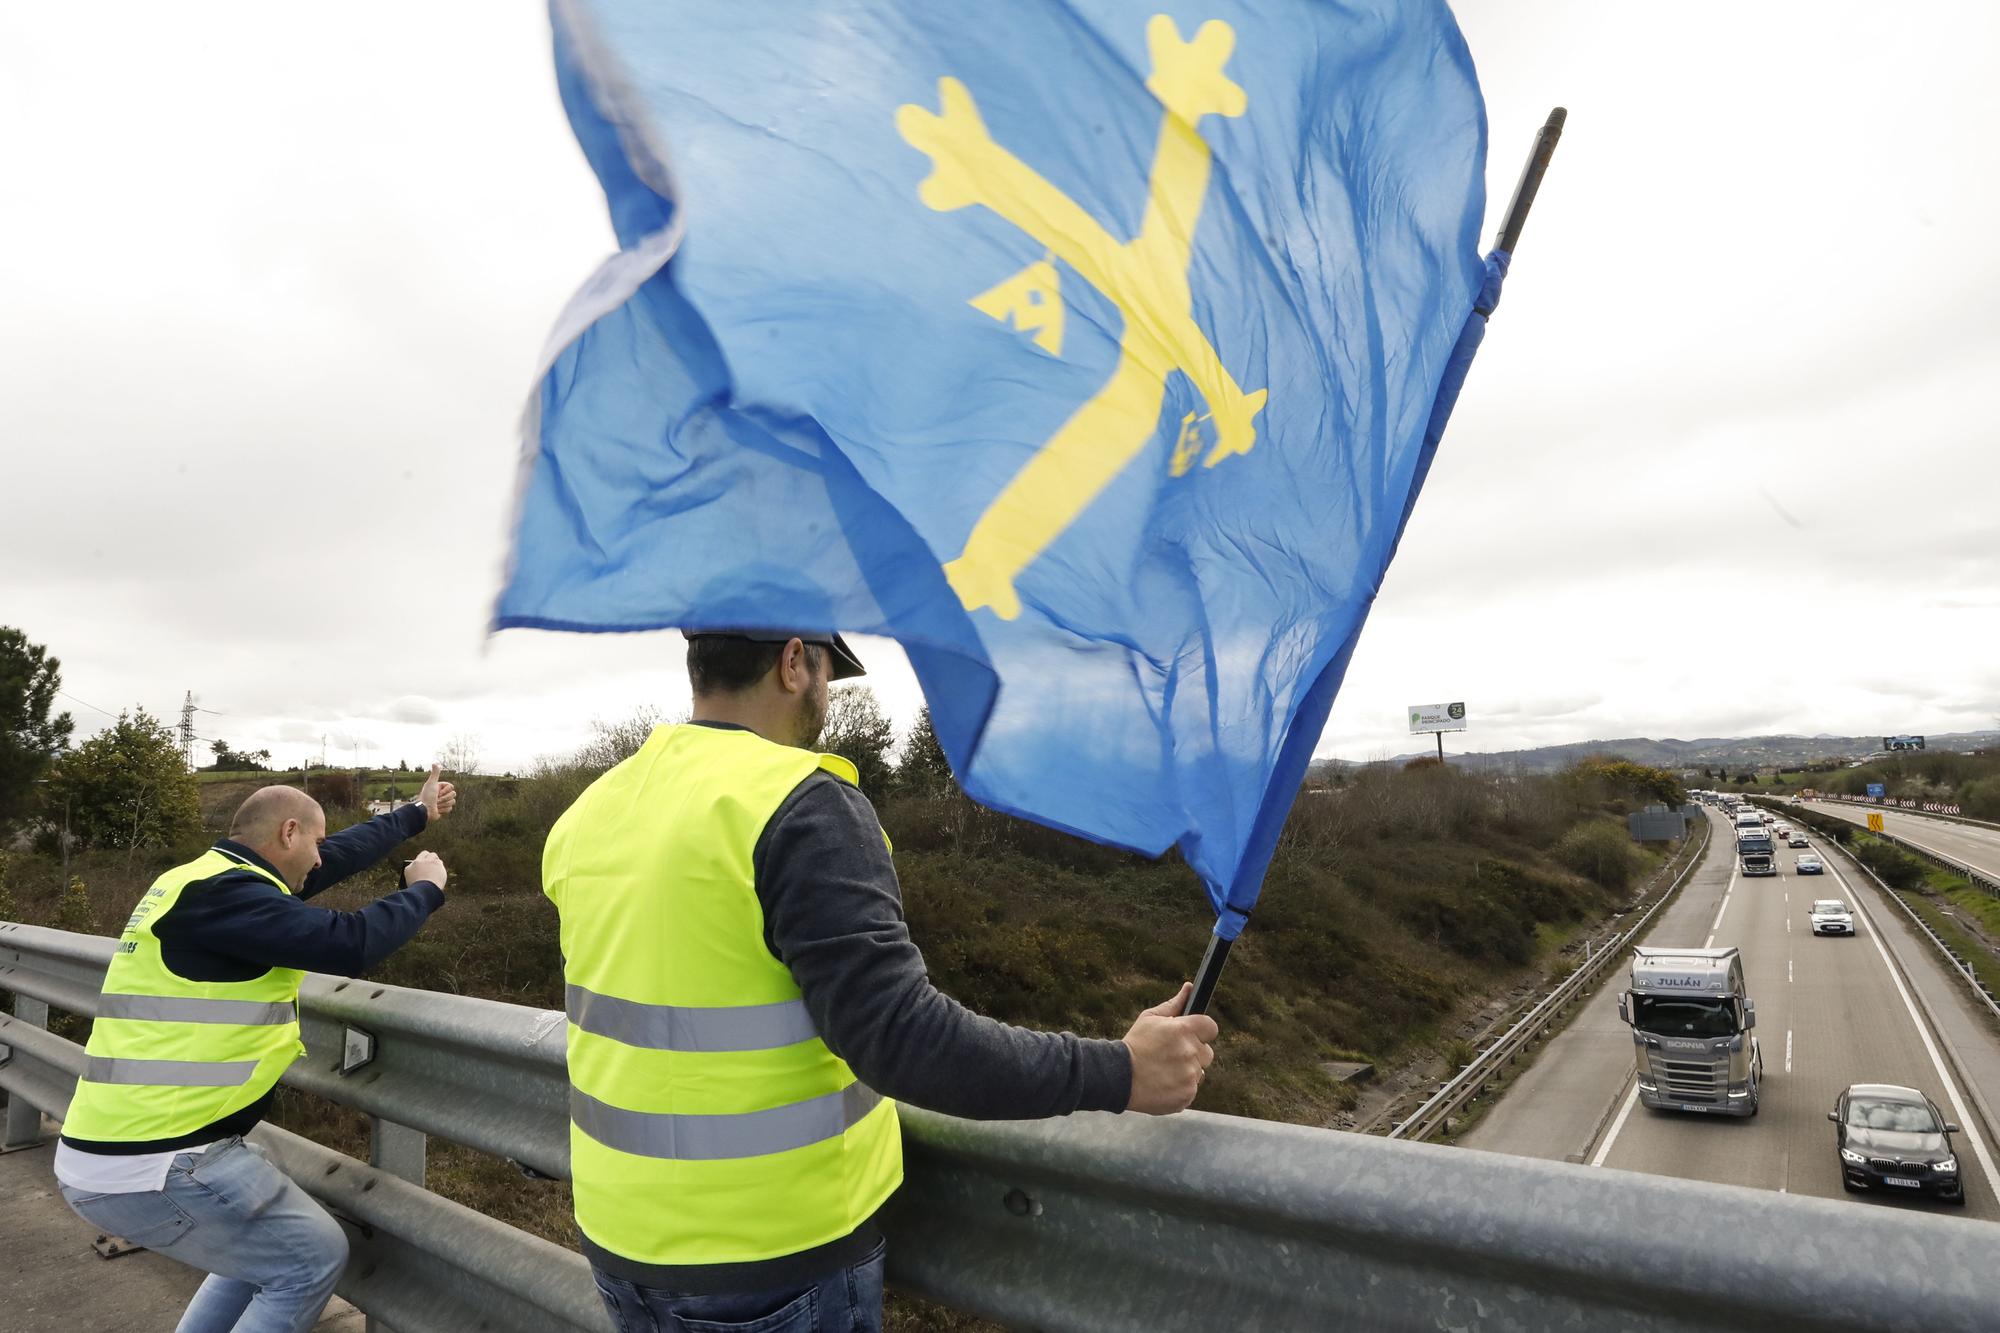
[
  {"left": 59, "top": 1136, "right": 348, "bottom": 1333},
  {"left": 591, "top": 1241, "right": 886, "bottom": 1333}
]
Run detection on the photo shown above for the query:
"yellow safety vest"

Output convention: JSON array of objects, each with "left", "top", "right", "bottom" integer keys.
[
  {"left": 544, "top": 723, "right": 903, "bottom": 1266},
  {"left": 64, "top": 848, "right": 306, "bottom": 1142}
]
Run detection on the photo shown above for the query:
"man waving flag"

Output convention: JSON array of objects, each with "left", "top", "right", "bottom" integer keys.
[{"left": 500, "top": 1, "right": 1498, "bottom": 955}]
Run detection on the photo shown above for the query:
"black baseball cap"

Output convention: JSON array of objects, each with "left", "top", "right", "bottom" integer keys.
[{"left": 685, "top": 630, "right": 867, "bottom": 680}]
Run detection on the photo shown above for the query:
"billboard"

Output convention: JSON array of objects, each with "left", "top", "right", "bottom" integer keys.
[
  {"left": 1866, "top": 782, "right": 1886, "bottom": 799},
  {"left": 1884, "top": 735, "right": 1926, "bottom": 751},
  {"left": 1408, "top": 702, "right": 1468, "bottom": 734}
]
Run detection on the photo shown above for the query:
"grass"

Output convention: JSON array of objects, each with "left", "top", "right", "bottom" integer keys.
[
  {"left": 5, "top": 753, "right": 1692, "bottom": 1328},
  {"left": 1889, "top": 890, "right": 2000, "bottom": 1004}
]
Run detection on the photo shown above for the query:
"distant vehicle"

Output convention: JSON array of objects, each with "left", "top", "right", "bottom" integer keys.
[
  {"left": 1619, "top": 947, "right": 1761, "bottom": 1117},
  {"left": 1736, "top": 828, "right": 1777, "bottom": 876},
  {"left": 1790, "top": 796, "right": 1804, "bottom": 805},
  {"left": 1760, "top": 811, "right": 1776, "bottom": 826},
  {"left": 1775, "top": 824, "right": 1793, "bottom": 840},
  {"left": 1796, "top": 853, "right": 1825, "bottom": 874},
  {"left": 1789, "top": 832, "right": 1810, "bottom": 848},
  {"left": 1830, "top": 1084, "right": 1963, "bottom": 1204},
  {"left": 1809, "top": 899, "right": 1854, "bottom": 935}
]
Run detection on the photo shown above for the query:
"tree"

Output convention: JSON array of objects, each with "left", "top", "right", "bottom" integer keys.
[
  {"left": 894, "top": 706, "right": 956, "bottom": 798},
  {"left": 820, "top": 685, "right": 895, "bottom": 795},
  {"left": 44, "top": 709, "right": 200, "bottom": 855},
  {"left": 0, "top": 627, "right": 74, "bottom": 826},
  {"left": 440, "top": 733, "right": 483, "bottom": 775}
]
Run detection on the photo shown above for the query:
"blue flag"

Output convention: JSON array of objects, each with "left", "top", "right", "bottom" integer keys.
[{"left": 498, "top": 1, "right": 1491, "bottom": 938}]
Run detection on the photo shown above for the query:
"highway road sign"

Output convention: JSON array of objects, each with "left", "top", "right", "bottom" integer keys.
[{"left": 1867, "top": 812, "right": 1885, "bottom": 832}]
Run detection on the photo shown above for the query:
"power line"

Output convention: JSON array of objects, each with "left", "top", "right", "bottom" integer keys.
[{"left": 57, "top": 690, "right": 120, "bottom": 719}]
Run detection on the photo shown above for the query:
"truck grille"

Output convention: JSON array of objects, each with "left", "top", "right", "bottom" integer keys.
[{"left": 1660, "top": 1059, "right": 1720, "bottom": 1101}]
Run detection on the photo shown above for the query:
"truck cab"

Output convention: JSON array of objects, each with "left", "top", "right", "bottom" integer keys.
[
  {"left": 1618, "top": 946, "right": 1762, "bottom": 1117},
  {"left": 1736, "top": 828, "right": 1777, "bottom": 875}
]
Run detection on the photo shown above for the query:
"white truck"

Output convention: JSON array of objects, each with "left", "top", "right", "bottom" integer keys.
[{"left": 1618, "top": 946, "right": 1762, "bottom": 1117}]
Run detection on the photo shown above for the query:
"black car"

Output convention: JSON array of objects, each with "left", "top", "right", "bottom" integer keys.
[{"left": 1830, "top": 1083, "right": 1965, "bottom": 1204}]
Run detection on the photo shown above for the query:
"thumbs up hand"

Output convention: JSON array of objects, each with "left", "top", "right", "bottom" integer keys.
[{"left": 419, "top": 763, "right": 457, "bottom": 822}]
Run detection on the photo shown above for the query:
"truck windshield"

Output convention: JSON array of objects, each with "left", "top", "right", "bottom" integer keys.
[{"left": 1633, "top": 995, "right": 1737, "bottom": 1038}]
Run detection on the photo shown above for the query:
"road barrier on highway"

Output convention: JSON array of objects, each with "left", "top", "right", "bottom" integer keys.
[
  {"left": 6, "top": 917, "right": 2000, "bottom": 1332},
  {"left": 1388, "top": 813, "right": 1712, "bottom": 1143},
  {"left": 1764, "top": 801, "right": 2000, "bottom": 1018},
  {"left": 1793, "top": 801, "right": 2000, "bottom": 902}
]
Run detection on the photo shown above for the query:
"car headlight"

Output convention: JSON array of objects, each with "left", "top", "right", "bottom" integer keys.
[
  {"left": 1934, "top": 1158, "right": 1958, "bottom": 1174},
  {"left": 1840, "top": 1149, "right": 1866, "bottom": 1164}
]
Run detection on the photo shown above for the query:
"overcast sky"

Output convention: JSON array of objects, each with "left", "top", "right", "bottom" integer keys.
[{"left": 3, "top": 2, "right": 1995, "bottom": 778}]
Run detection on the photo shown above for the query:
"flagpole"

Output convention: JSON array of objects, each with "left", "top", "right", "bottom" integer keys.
[
  {"left": 1181, "top": 107, "right": 1567, "bottom": 1024},
  {"left": 1497, "top": 107, "right": 1565, "bottom": 253}
]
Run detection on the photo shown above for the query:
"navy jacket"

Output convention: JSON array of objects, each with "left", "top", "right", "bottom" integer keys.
[{"left": 62, "top": 803, "right": 445, "bottom": 1155}]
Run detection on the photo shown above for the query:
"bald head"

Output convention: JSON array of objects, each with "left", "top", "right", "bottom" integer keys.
[
  {"left": 229, "top": 786, "right": 327, "bottom": 890},
  {"left": 230, "top": 785, "right": 324, "bottom": 844}
]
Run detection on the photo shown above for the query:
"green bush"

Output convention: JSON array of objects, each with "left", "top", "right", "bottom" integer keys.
[
  {"left": 1854, "top": 840, "right": 1926, "bottom": 889},
  {"left": 1961, "top": 778, "right": 2000, "bottom": 823},
  {"left": 1554, "top": 818, "right": 1641, "bottom": 892},
  {"left": 51, "top": 875, "right": 96, "bottom": 933}
]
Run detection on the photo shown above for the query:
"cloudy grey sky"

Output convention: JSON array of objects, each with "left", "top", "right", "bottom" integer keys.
[{"left": 3, "top": 2, "right": 1994, "bottom": 777}]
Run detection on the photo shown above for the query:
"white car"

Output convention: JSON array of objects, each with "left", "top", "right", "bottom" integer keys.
[
  {"left": 1796, "top": 853, "right": 1825, "bottom": 874},
  {"left": 1810, "top": 899, "right": 1852, "bottom": 935}
]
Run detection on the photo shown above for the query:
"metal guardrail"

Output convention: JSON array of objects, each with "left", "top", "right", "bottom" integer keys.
[
  {"left": 1766, "top": 802, "right": 2000, "bottom": 1018},
  {"left": 1780, "top": 799, "right": 2000, "bottom": 902},
  {"left": 7, "top": 916, "right": 2000, "bottom": 1332},
  {"left": 1388, "top": 812, "right": 1713, "bottom": 1141},
  {"left": 1813, "top": 793, "right": 2000, "bottom": 835}
]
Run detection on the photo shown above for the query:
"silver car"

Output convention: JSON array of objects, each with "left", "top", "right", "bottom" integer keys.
[
  {"left": 1788, "top": 832, "right": 1809, "bottom": 848},
  {"left": 1810, "top": 899, "right": 1853, "bottom": 935}
]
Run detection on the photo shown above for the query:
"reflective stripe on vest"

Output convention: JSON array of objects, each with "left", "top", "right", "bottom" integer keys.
[
  {"left": 565, "top": 984, "right": 817, "bottom": 1053},
  {"left": 61, "top": 845, "right": 308, "bottom": 1143},
  {"left": 96, "top": 994, "right": 296, "bottom": 1026},
  {"left": 547, "top": 723, "right": 904, "bottom": 1268},
  {"left": 84, "top": 1056, "right": 263, "bottom": 1087},
  {"left": 570, "top": 1083, "right": 883, "bottom": 1161}
]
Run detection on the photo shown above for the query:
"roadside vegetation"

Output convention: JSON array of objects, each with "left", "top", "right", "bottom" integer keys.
[
  {"left": 1717, "top": 749, "right": 2000, "bottom": 822},
  {"left": 3, "top": 627, "right": 1687, "bottom": 1318},
  {"left": 1776, "top": 804, "right": 2000, "bottom": 1004}
]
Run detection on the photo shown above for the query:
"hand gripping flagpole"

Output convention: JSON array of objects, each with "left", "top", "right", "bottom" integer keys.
[{"left": 1183, "top": 107, "right": 1567, "bottom": 1021}]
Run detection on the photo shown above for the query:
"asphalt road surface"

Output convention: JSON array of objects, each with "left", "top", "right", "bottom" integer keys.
[
  {"left": 1802, "top": 800, "right": 2000, "bottom": 881},
  {"left": 1467, "top": 808, "right": 2000, "bottom": 1225}
]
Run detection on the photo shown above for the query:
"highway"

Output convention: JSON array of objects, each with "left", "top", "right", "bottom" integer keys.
[
  {"left": 1802, "top": 799, "right": 2000, "bottom": 879},
  {"left": 1466, "top": 807, "right": 2000, "bottom": 1223}
]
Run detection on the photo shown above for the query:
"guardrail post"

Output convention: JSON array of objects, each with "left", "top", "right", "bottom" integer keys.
[
  {"left": 2, "top": 993, "right": 51, "bottom": 1151},
  {"left": 370, "top": 1116, "right": 426, "bottom": 1188},
  {"left": 364, "top": 1117, "right": 426, "bottom": 1333}
]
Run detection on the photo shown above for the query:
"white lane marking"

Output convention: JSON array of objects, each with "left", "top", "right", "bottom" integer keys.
[
  {"left": 1786, "top": 1029, "right": 1793, "bottom": 1074},
  {"left": 1705, "top": 866, "right": 1740, "bottom": 949},
  {"left": 1828, "top": 857, "right": 2000, "bottom": 1193},
  {"left": 1789, "top": 959, "right": 1794, "bottom": 984},
  {"left": 1592, "top": 1083, "right": 1641, "bottom": 1168},
  {"left": 1787, "top": 916, "right": 1791, "bottom": 934},
  {"left": 1817, "top": 803, "right": 1998, "bottom": 880}
]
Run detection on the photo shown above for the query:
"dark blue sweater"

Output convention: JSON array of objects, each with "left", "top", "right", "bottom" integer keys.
[{"left": 63, "top": 803, "right": 445, "bottom": 1154}]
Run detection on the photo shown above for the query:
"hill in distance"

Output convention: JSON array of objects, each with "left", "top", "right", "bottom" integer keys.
[{"left": 1313, "top": 730, "right": 2000, "bottom": 777}]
